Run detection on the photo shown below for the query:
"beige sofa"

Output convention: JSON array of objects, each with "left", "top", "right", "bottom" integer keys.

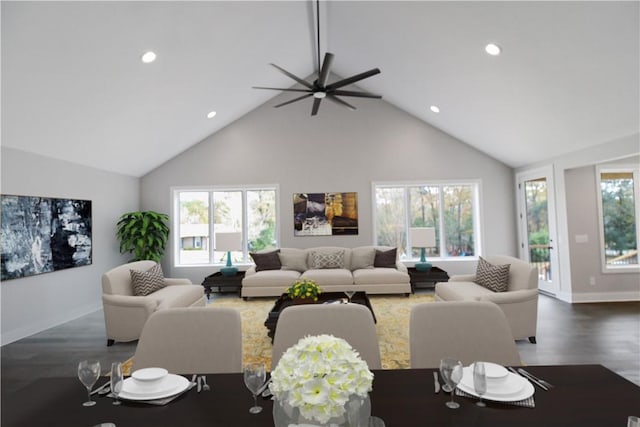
[
  {"left": 242, "top": 246, "right": 411, "bottom": 298},
  {"left": 434, "top": 255, "right": 539, "bottom": 343},
  {"left": 101, "top": 260, "right": 206, "bottom": 346}
]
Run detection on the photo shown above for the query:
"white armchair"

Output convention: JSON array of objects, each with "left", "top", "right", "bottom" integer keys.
[
  {"left": 101, "top": 260, "right": 205, "bottom": 346},
  {"left": 435, "top": 255, "right": 539, "bottom": 343}
]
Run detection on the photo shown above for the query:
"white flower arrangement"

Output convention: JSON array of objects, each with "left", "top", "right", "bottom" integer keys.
[{"left": 269, "top": 334, "right": 374, "bottom": 425}]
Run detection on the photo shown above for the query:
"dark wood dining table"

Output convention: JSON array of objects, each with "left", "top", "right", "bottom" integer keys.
[{"left": 2, "top": 365, "right": 639, "bottom": 426}]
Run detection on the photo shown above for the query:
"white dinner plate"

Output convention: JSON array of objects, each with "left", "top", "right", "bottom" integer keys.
[
  {"left": 458, "top": 370, "right": 534, "bottom": 402},
  {"left": 119, "top": 374, "right": 190, "bottom": 400}
]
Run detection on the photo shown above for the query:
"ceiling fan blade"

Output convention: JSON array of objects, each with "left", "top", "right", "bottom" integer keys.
[
  {"left": 253, "top": 86, "right": 311, "bottom": 93},
  {"left": 332, "top": 89, "right": 382, "bottom": 99},
  {"left": 269, "top": 63, "right": 314, "bottom": 89},
  {"left": 326, "top": 68, "right": 381, "bottom": 90},
  {"left": 273, "top": 93, "right": 314, "bottom": 108},
  {"left": 317, "top": 52, "right": 334, "bottom": 86},
  {"left": 327, "top": 95, "right": 356, "bottom": 111},
  {"left": 311, "top": 98, "right": 322, "bottom": 116}
]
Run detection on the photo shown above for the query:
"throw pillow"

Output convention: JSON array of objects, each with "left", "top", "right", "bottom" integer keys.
[
  {"left": 311, "top": 250, "right": 345, "bottom": 269},
  {"left": 279, "top": 248, "right": 307, "bottom": 272},
  {"left": 250, "top": 250, "right": 282, "bottom": 272},
  {"left": 475, "top": 257, "right": 510, "bottom": 292},
  {"left": 130, "top": 263, "right": 166, "bottom": 296},
  {"left": 351, "top": 247, "right": 376, "bottom": 270},
  {"left": 374, "top": 248, "right": 397, "bottom": 268}
]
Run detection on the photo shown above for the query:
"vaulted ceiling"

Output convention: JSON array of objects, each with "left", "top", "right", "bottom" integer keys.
[{"left": 2, "top": 1, "right": 638, "bottom": 177}]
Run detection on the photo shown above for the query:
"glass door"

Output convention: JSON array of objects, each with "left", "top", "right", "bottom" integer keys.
[{"left": 516, "top": 166, "right": 559, "bottom": 295}]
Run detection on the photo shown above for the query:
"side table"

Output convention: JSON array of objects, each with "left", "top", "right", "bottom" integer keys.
[
  {"left": 407, "top": 266, "right": 449, "bottom": 293},
  {"left": 201, "top": 271, "right": 245, "bottom": 299}
]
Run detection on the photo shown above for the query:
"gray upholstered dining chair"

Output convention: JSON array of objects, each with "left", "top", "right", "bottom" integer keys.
[
  {"left": 132, "top": 307, "right": 242, "bottom": 374},
  {"left": 409, "top": 300, "right": 522, "bottom": 369},
  {"left": 271, "top": 303, "right": 381, "bottom": 371}
]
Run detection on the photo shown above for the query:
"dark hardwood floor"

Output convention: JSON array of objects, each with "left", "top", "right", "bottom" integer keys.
[{"left": 1, "top": 293, "right": 638, "bottom": 398}]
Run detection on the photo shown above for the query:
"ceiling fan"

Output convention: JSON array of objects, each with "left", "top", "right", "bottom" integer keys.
[{"left": 253, "top": 0, "right": 382, "bottom": 116}]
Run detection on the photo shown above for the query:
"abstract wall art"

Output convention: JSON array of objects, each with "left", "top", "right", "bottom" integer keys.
[
  {"left": 293, "top": 192, "right": 358, "bottom": 236},
  {"left": 1, "top": 195, "right": 92, "bottom": 280}
]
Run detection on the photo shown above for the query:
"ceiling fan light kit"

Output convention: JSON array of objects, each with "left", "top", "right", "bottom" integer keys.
[{"left": 253, "top": 1, "right": 382, "bottom": 116}]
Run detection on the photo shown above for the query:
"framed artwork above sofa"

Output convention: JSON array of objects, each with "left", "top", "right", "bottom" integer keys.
[{"left": 293, "top": 192, "right": 358, "bottom": 236}]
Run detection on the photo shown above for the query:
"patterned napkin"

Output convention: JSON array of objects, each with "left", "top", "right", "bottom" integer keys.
[{"left": 456, "top": 388, "right": 535, "bottom": 408}]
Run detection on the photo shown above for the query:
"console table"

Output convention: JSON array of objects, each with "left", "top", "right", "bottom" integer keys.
[
  {"left": 408, "top": 266, "right": 449, "bottom": 292},
  {"left": 201, "top": 271, "right": 245, "bottom": 299}
]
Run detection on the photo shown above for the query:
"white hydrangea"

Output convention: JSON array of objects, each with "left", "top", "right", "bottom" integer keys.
[{"left": 270, "top": 335, "right": 374, "bottom": 424}]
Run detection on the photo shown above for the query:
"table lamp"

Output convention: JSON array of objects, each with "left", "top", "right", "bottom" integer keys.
[
  {"left": 410, "top": 227, "right": 436, "bottom": 272},
  {"left": 215, "top": 231, "right": 242, "bottom": 276}
]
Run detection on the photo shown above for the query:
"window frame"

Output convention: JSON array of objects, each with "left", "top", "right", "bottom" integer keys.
[
  {"left": 171, "top": 184, "right": 279, "bottom": 268},
  {"left": 372, "top": 180, "right": 483, "bottom": 261},
  {"left": 595, "top": 165, "right": 640, "bottom": 273}
]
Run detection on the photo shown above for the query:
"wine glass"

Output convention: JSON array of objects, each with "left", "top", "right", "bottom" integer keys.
[
  {"left": 110, "top": 362, "right": 123, "bottom": 406},
  {"left": 439, "top": 358, "right": 463, "bottom": 409},
  {"left": 344, "top": 290, "right": 356, "bottom": 303},
  {"left": 244, "top": 363, "right": 266, "bottom": 414},
  {"left": 473, "top": 361, "right": 487, "bottom": 407},
  {"left": 78, "top": 360, "right": 101, "bottom": 407}
]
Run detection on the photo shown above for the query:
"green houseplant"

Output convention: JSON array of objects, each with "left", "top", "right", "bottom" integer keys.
[
  {"left": 116, "top": 211, "right": 170, "bottom": 262},
  {"left": 286, "top": 279, "right": 322, "bottom": 302}
]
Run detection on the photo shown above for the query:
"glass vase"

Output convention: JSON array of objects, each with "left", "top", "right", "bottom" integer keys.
[{"left": 273, "top": 392, "right": 371, "bottom": 427}]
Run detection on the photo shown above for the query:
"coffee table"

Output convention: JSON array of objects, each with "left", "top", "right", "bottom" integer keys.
[{"left": 264, "top": 291, "right": 377, "bottom": 341}]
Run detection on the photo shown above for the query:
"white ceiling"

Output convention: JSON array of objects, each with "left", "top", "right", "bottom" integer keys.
[{"left": 2, "top": 1, "right": 638, "bottom": 177}]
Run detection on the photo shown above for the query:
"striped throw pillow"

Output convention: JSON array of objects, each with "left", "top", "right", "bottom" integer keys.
[
  {"left": 475, "top": 257, "right": 510, "bottom": 292},
  {"left": 130, "top": 263, "right": 166, "bottom": 296}
]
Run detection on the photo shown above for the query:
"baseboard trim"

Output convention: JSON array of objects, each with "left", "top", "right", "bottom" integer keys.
[{"left": 569, "top": 291, "right": 640, "bottom": 303}]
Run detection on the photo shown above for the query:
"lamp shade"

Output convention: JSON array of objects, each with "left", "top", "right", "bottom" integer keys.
[
  {"left": 410, "top": 227, "right": 436, "bottom": 248},
  {"left": 214, "top": 232, "right": 242, "bottom": 252}
]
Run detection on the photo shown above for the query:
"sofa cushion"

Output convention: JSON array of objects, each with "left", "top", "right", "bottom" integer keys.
[
  {"left": 250, "top": 250, "right": 282, "bottom": 272},
  {"left": 242, "top": 269, "right": 301, "bottom": 287},
  {"left": 351, "top": 247, "right": 376, "bottom": 270},
  {"left": 353, "top": 268, "right": 410, "bottom": 285},
  {"left": 130, "top": 263, "right": 166, "bottom": 296},
  {"left": 374, "top": 248, "right": 397, "bottom": 268},
  {"left": 154, "top": 284, "right": 205, "bottom": 310},
  {"left": 435, "top": 281, "right": 495, "bottom": 301},
  {"left": 301, "top": 269, "right": 354, "bottom": 286},
  {"left": 279, "top": 248, "right": 307, "bottom": 272},
  {"left": 310, "top": 250, "right": 345, "bottom": 269},
  {"left": 476, "top": 256, "right": 510, "bottom": 292}
]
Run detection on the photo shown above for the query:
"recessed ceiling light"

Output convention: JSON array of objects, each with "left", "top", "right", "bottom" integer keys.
[
  {"left": 430, "top": 105, "right": 440, "bottom": 113},
  {"left": 207, "top": 111, "right": 217, "bottom": 119},
  {"left": 485, "top": 43, "right": 501, "bottom": 56},
  {"left": 141, "top": 51, "right": 157, "bottom": 63}
]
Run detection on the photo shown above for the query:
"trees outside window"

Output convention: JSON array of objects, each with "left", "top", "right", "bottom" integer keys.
[
  {"left": 174, "top": 186, "right": 278, "bottom": 266},
  {"left": 374, "top": 182, "right": 480, "bottom": 260},
  {"left": 597, "top": 168, "right": 639, "bottom": 269}
]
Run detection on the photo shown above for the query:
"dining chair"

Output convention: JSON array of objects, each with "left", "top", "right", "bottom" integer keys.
[
  {"left": 132, "top": 307, "right": 242, "bottom": 374},
  {"left": 271, "top": 303, "right": 381, "bottom": 371},
  {"left": 409, "top": 300, "right": 522, "bottom": 369}
]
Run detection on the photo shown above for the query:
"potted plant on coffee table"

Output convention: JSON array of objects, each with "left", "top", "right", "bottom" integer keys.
[
  {"left": 287, "top": 279, "right": 321, "bottom": 303},
  {"left": 116, "top": 211, "right": 170, "bottom": 262}
]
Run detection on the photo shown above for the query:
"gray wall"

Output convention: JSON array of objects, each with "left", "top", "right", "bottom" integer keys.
[
  {"left": 565, "top": 157, "right": 640, "bottom": 300},
  {"left": 1, "top": 147, "right": 139, "bottom": 344},
  {"left": 141, "top": 94, "right": 517, "bottom": 283}
]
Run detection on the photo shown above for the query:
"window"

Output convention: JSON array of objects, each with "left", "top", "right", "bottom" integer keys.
[
  {"left": 173, "top": 186, "right": 278, "bottom": 266},
  {"left": 597, "top": 167, "right": 639, "bottom": 270},
  {"left": 374, "top": 182, "right": 480, "bottom": 260}
]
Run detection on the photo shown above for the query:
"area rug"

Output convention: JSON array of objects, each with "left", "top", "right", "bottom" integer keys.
[{"left": 122, "top": 293, "right": 434, "bottom": 375}]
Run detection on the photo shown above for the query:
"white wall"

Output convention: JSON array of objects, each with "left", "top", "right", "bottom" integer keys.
[
  {"left": 141, "top": 94, "right": 517, "bottom": 283},
  {"left": 1, "top": 147, "right": 139, "bottom": 344},
  {"left": 564, "top": 157, "right": 640, "bottom": 301},
  {"left": 517, "top": 133, "right": 640, "bottom": 302}
]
